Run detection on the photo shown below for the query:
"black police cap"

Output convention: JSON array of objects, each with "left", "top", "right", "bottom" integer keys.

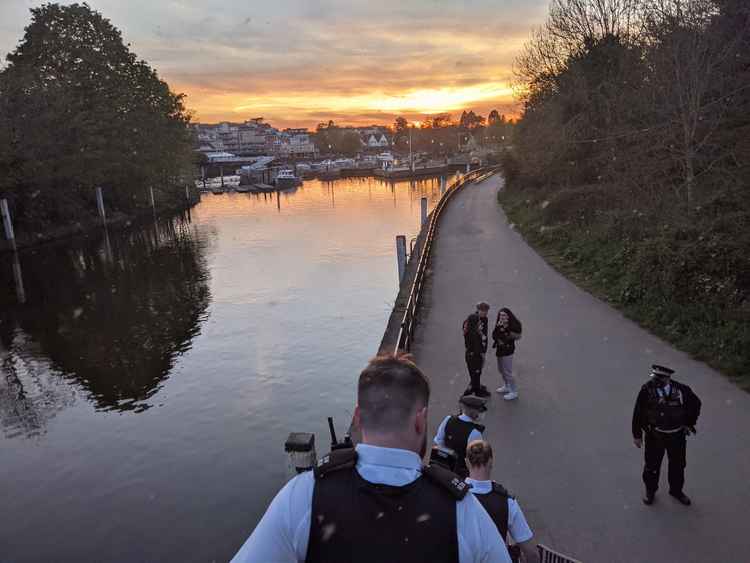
[
  {"left": 459, "top": 395, "right": 488, "bottom": 412},
  {"left": 651, "top": 364, "right": 675, "bottom": 377}
]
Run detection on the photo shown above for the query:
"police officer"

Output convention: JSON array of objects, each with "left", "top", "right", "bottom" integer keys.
[
  {"left": 465, "top": 440, "right": 538, "bottom": 563},
  {"left": 434, "top": 395, "right": 486, "bottom": 478},
  {"left": 632, "top": 364, "right": 702, "bottom": 506},
  {"left": 231, "top": 354, "right": 511, "bottom": 563}
]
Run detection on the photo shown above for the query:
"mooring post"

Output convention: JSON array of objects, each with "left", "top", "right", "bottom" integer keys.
[
  {"left": 11, "top": 251, "right": 25, "bottom": 304},
  {"left": 1, "top": 198, "right": 16, "bottom": 250},
  {"left": 440, "top": 176, "right": 446, "bottom": 194},
  {"left": 396, "top": 235, "right": 407, "bottom": 282},
  {"left": 220, "top": 166, "right": 225, "bottom": 187},
  {"left": 284, "top": 433, "right": 316, "bottom": 479},
  {"left": 149, "top": 186, "right": 156, "bottom": 211},
  {"left": 466, "top": 162, "right": 470, "bottom": 174},
  {"left": 95, "top": 187, "right": 106, "bottom": 225},
  {"left": 420, "top": 197, "right": 428, "bottom": 227}
]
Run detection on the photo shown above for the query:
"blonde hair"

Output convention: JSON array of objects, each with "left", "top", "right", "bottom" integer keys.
[{"left": 466, "top": 439, "right": 493, "bottom": 468}]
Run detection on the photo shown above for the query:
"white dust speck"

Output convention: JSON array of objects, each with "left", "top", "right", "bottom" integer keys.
[
  {"left": 376, "top": 512, "right": 384, "bottom": 520},
  {"left": 416, "top": 513, "right": 431, "bottom": 523},
  {"left": 322, "top": 523, "right": 336, "bottom": 542},
  {"left": 72, "top": 308, "right": 83, "bottom": 319}
]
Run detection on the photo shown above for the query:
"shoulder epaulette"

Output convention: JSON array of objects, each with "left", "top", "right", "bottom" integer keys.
[
  {"left": 313, "top": 448, "right": 357, "bottom": 478},
  {"left": 492, "top": 482, "right": 514, "bottom": 499},
  {"left": 421, "top": 464, "right": 469, "bottom": 500}
]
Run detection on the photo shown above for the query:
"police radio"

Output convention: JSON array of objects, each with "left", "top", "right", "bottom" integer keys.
[{"left": 327, "top": 416, "right": 353, "bottom": 451}]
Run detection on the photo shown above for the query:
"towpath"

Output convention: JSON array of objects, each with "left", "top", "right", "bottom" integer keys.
[{"left": 413, "top": 174, "right": 750, "bottom": 562}]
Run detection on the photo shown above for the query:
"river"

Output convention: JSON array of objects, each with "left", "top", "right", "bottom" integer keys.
[{"left": 0, "top": 176, "right": 452, "bottom": 562}]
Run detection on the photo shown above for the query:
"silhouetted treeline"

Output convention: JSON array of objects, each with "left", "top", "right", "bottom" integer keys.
[
  {"left": 0, "top": 3, "right": 195, "bottom": 236},
  {"left": 503, "top": 0, "right": 750, "bottom": 381}
]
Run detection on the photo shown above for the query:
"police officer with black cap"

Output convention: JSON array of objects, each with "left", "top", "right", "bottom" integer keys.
[
  {"left": 632, "top": 364, "right": 702, "bottom": 506},
  {"left": 231, "top": 354, "right": 511, "bottom": 563},
  {"left": 434, "top": 395, "right": 487, "bottom": 478}
]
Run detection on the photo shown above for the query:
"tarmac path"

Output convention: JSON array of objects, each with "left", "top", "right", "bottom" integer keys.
[{"left": 413, "top": 174, "right": 750, "bottom": 562}]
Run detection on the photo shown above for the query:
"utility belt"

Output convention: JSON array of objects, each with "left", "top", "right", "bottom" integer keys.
[{"left": 651, "top": 426, "right": 685, "bottom": 434}]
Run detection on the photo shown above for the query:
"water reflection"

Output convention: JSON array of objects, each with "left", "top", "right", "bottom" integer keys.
[
  {"left": 0, "top": 175, "right": 453, "bottom": 563},
  {"left": 0, "top": 213, "right": 211, "bottom": 431}
]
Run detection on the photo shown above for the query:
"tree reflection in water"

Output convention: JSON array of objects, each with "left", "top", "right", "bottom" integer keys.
[{"left": 0, "top": 212, "right": 211, "bottom": 436}]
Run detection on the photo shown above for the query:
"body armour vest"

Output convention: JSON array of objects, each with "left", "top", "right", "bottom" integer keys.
[
  {"left": 306, "top": 448, "right": 467, "bottom": 563},
  {"left": 444, "top": 416, "right": 485, "bottom": 476},
  {"left": 647, "top": 384, "right": 687, "bottom": 431},
  {"left": 474, "top": 482, "right": 511, "bottom": 541}
]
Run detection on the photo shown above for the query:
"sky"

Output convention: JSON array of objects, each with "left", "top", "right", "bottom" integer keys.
[{"left": 0, "top": 0, "right": 548, "bottom": 128}]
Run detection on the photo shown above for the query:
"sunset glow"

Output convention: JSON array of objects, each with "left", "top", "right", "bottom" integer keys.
[{"left": 0, "top": 1, "right": 545, "bottom": 127}]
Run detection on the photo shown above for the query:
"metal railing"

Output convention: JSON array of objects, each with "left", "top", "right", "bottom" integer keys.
[
  {"left": 393, "top": 166, "right": 499, "bottom": 354},
  {"left": 537, "top": 544, "right": 583, "bottom": 563}
]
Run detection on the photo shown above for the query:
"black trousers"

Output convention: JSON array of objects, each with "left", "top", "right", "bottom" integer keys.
[
  {"left": 643, "top": 430, "right": 687, "bottom": 494},
  {"left": 465, "top": 352, "right": 483, "bottom": 393}
]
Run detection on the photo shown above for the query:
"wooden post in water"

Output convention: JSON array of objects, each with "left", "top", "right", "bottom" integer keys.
[
  {"left": 420, "top": 197, "right": 428, "bottom": 227},
  {"left": 12, "top": 251, "right": 25, "bottom": 304},
  {"left": 1, "top": 198, "right": 16, "bottom": 250},
  {"left": 396, "top": 235, "right": 407, "bottom": 283},
  {"left": 220, "top": 166, "right": 225, "bottom": 187},
  {"left": 95, "top": 187, "right": 106, "bottom": 225}
]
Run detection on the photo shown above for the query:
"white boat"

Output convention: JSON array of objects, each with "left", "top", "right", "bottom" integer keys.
[{"left": 275, "top": 169, "right": 302, "bottom": 189}]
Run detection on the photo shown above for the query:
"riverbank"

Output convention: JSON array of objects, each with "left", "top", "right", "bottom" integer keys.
[
  {"left": 497, "top": 181, "right": 749, "bottom": 390},
  {"left": 0, "top": 193, "right": 199, "bottom": 255}
]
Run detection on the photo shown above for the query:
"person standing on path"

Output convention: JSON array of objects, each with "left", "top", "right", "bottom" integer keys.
[
  {"left": 465, "top": 440, "right": 538, "bottom": 563},
  {"left": 434, "top": 395, "right": 487, "bottom": 479},
  {"left": 492, "top": 308, "right": 522, "bottom": 401},
  {"left": 231, "top": 354, "right": 512, "bottom": 563},
  {"left": 463, "top": 312, "right": 489, "bottom": 397},
  {"left": 477, "top": 301, "right": 490, "bottom": 361},
  {"left": 632, "top": 364, "right": 702, "bottom": 506}
]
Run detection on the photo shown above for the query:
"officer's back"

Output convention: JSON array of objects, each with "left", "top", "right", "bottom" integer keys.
[{"left": 231, "top": 354, "right": 511, "bottom": 563}]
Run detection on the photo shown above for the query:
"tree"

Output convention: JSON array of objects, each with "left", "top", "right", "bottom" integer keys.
[
  {"left": 339, "top": 131, "right": 362, "bottom": 156},
  {"left": 0, "top": 2, "right": 193, "bottom": 230}
]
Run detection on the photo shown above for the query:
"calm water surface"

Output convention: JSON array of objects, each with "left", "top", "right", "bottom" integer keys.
[{"left": 0, "top": 176, "right": 451, "bottom": 562}]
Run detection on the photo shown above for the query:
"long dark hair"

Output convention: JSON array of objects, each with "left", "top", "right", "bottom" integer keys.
[{"left": 496, "top": 307, "right": 521, "bottom": 333}]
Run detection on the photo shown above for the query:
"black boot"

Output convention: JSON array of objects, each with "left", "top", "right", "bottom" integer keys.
[
  {"left": 669, "top": 491, "right": 691, "bottom": 506},
  {"left": 642, "top": 491, "right": 655, "bottom": 505}
]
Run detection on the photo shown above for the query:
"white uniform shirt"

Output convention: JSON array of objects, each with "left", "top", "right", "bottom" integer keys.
[
  {"left": 434, "top": 414, "right": 484, "bottom": 451},
  {"left": 231, "top": 444, "right": 511, "bottom": 563},
  {"left": 465, "top": 478, "right": 533, "bottom": 544}
]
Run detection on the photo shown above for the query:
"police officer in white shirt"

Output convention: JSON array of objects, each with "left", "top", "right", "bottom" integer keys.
[
  {"left": 465, "top": 440, "right": 537, "bottom": 563},
  {"left": 231, "top": 354, "right": 511, "bottom": 563},
  {"left": 434, "top": 395, "right": 486, "bottom": 478}
]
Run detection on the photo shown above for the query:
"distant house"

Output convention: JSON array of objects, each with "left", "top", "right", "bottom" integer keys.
[{"left": 364, "top": 133, "right": 390, "bottom": 149}]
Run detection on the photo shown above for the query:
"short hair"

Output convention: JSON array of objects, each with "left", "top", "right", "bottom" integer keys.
[
  {"left": 466, "top": 440, "right": 493, "bottom": 468},
  {"left": 357, "top": 354, "right": 430, "bottom": 433}
]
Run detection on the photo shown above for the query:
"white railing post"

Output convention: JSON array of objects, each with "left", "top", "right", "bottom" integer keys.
[{"left": 420, "top": 197, "right": 428, "bottom": 227}]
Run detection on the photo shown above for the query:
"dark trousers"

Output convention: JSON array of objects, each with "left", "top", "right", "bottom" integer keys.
[
  {"left": 643, "top": 430, "right": 687, "bottom": 494},
  {"left": 465, "top": 352, "right": 483, "bottom": 393}
]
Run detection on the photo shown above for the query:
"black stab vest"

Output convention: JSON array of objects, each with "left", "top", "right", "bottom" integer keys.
[
  {"left": 646, "top": 384, "right": 687, "bottom": 431},
  {"left": 444, "top": 416, "right": 484, "bottom": 476},
  {"left": 474, "top": 482, "right": 510, "bottom": 541},
  {"left": 306, "top": 449, "right": 466, "bottom": 563}
]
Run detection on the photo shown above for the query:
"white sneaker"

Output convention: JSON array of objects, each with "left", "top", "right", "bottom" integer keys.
[
  {"left": 503, "top": 392, "right": 518, "bottom": 401},
  {"left": 496, "top": 386, "right": 508, "bottom": 394}
]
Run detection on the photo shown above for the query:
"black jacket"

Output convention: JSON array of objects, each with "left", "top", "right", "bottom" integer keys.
[{"left": 632, "top": 379, "right": 701, "bottom": 439}]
